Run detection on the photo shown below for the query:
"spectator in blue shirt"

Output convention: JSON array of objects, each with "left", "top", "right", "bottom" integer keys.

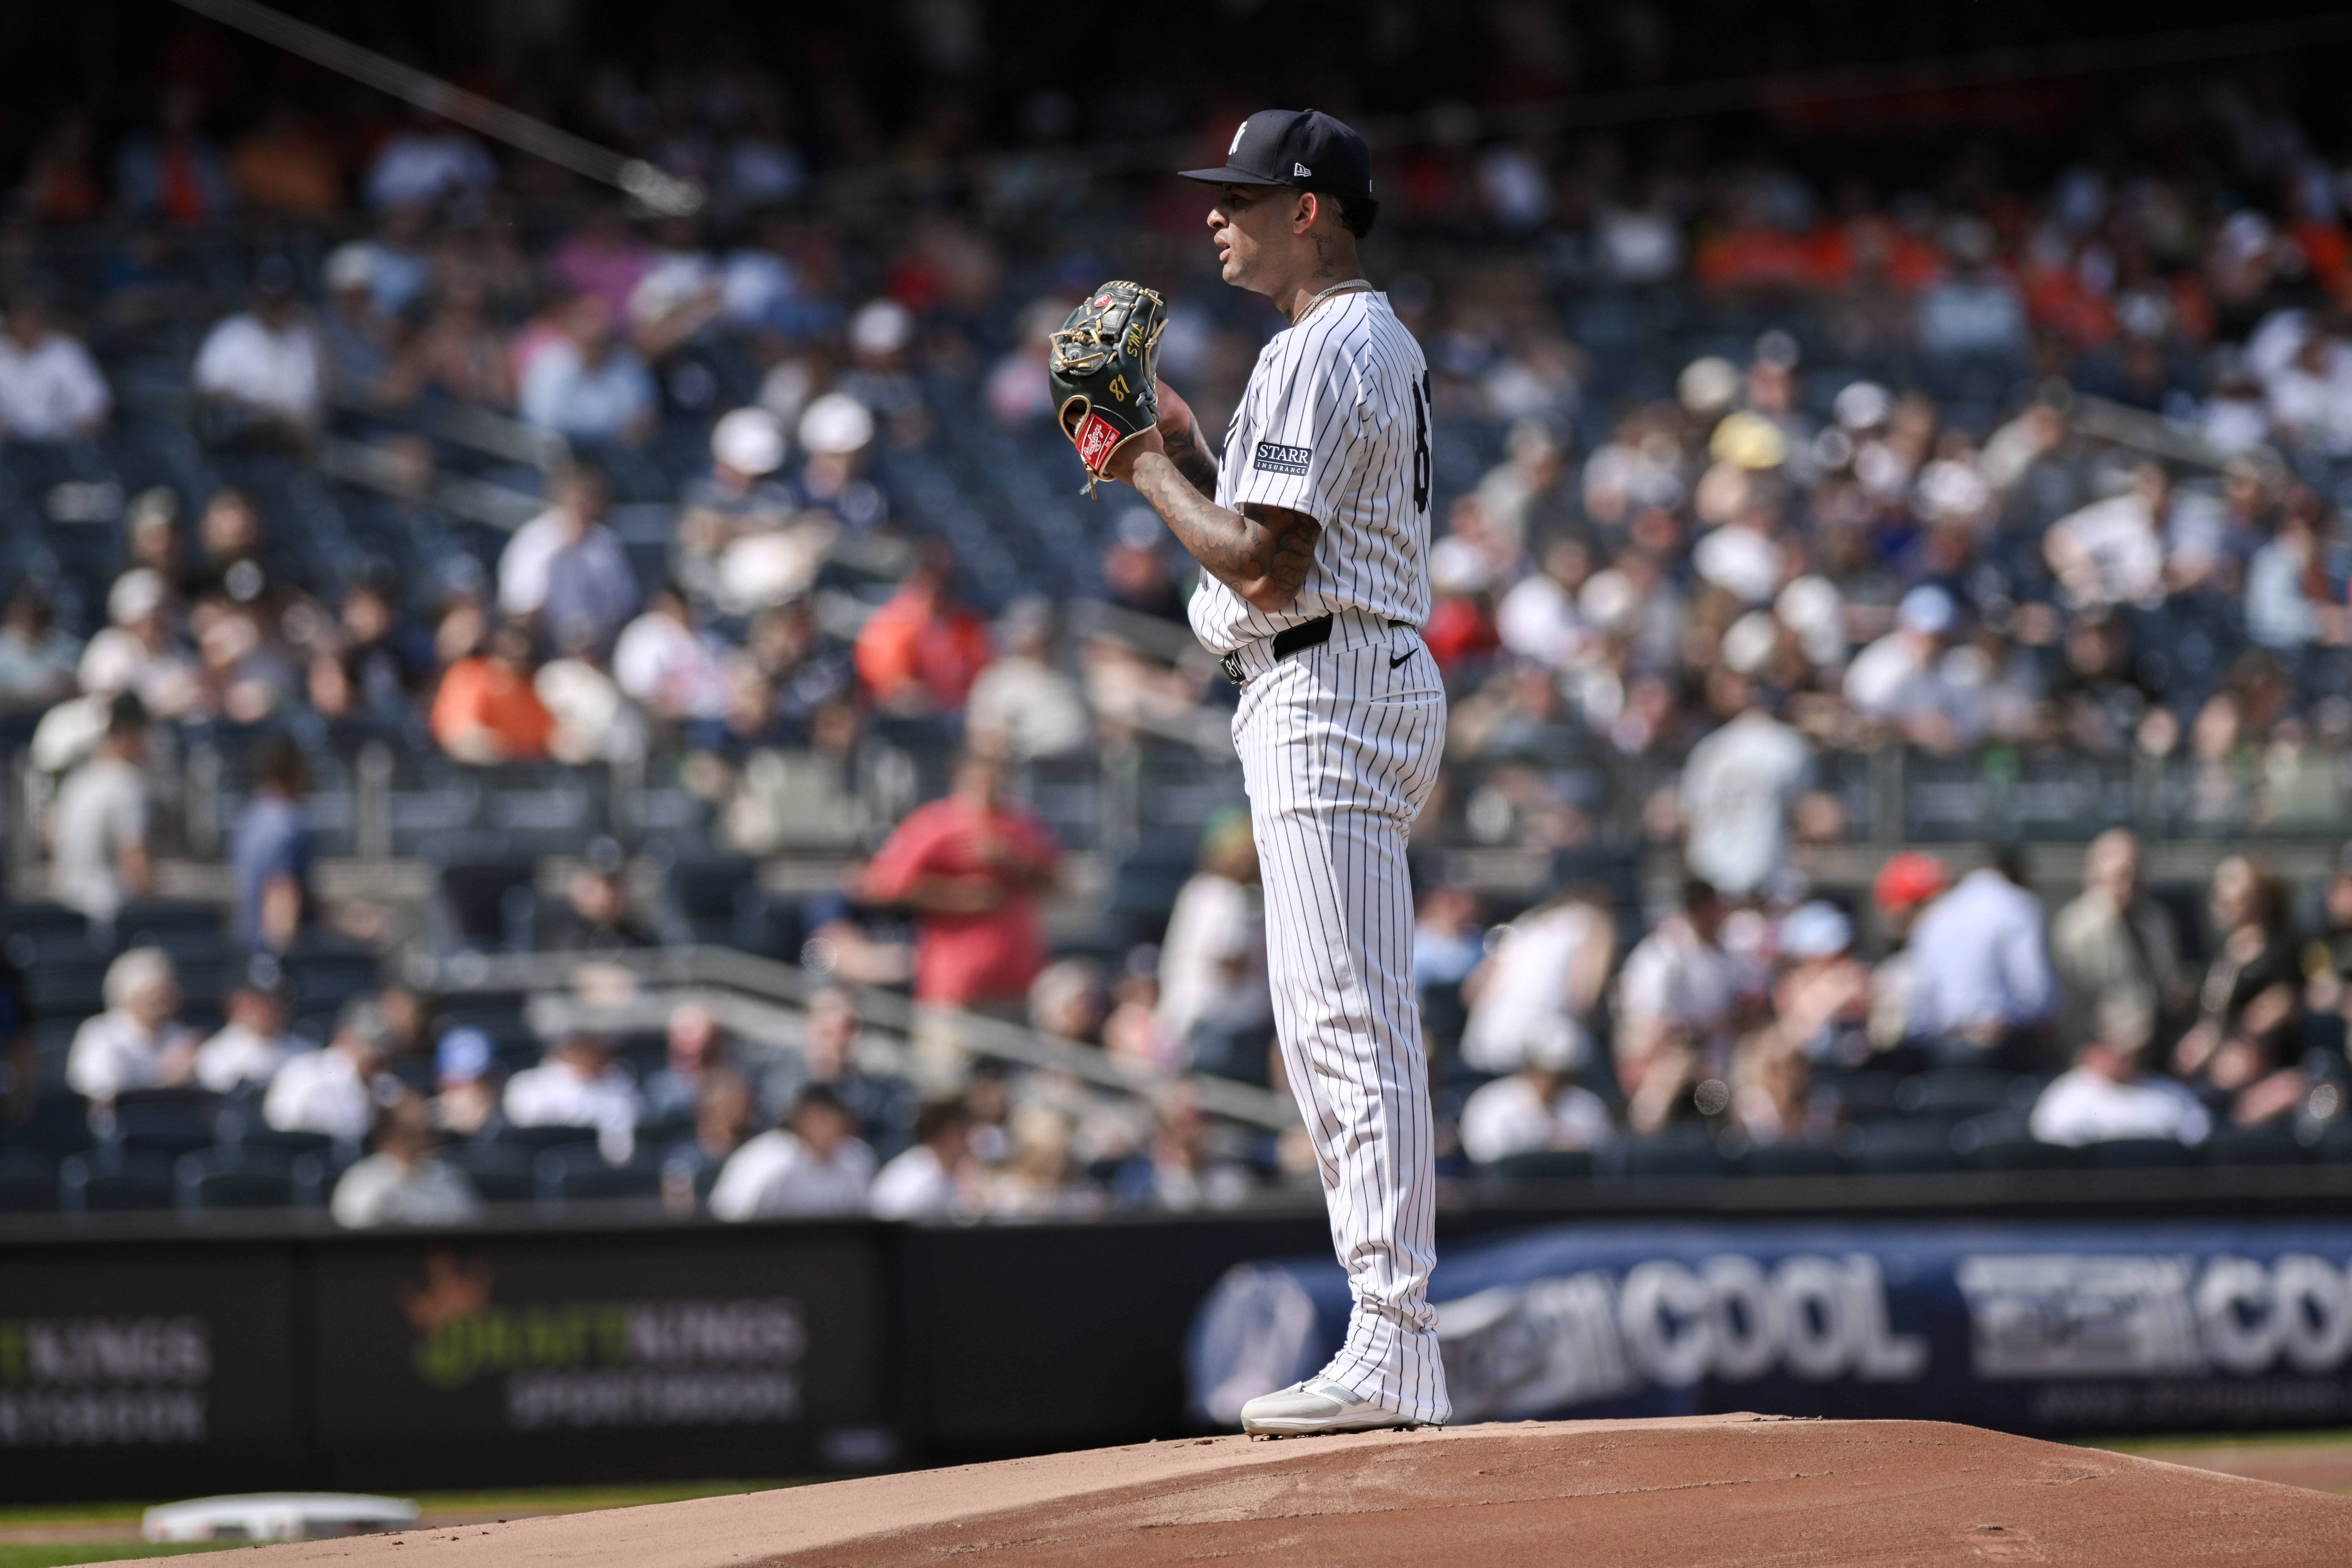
[
  {"left": 1904, "top": 847, "right": 2059, "bottom": 1068},
  {"left": 519, "top": 294, "right": 655, "bottom": 448},
  {"left": 231, "top": 732, "right": 311, "bottom": 953}
]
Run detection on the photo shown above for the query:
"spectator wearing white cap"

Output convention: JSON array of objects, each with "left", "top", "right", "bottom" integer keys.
[
  {"left": 796, "top": 392, "right": 879, "bottom": 516},
  {"left": 66, "top": 947, "right": 197, "bottom": 1102},
  {"left": 1457, "top": 1015, "right": 1614, "bottom": 1165},
  {"left": 835, "top": 298, "right": 927, "bottom": 445},
  {"left": 0, "top": 293, "right": 109, "bottom": 441},
  {"left": 1843, "top": 584, "right": 1980, "bottom": 751},
  {"left": 675, "top": 407, "right": 799, "bottom": 607},
  {"left": 77, "top": 569, "right": 204, "bottom": 721}
]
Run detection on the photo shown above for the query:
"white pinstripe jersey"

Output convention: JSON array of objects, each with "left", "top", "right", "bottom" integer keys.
[{"left": 1187, "top": 290, "right": 1434, "bottom": 654}]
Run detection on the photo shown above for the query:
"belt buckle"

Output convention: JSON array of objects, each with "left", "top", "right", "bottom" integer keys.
[{"left": 1219, "top": 650, "right": 1246, "bottom": 686}]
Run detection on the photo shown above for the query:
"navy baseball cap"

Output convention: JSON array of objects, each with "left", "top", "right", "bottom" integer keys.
[{"left": 1180, "top": 109, "right": 1376, "bottom": 205}]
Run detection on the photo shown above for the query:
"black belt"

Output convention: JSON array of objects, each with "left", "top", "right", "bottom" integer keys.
[{"left": 1219, "top": 615, "right": 1414, "bottom": 685}]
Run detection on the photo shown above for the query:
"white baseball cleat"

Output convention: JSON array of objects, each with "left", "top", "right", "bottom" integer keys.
[{"left": 1238, "top": 1376, "right": 1430, "bottom": 1437}]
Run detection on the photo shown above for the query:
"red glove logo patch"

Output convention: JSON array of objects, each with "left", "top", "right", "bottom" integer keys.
[{"left": 1076, "top": 411, "right": 1121, "bottom": 472}]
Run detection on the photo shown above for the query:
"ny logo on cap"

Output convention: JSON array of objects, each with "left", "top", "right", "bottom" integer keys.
[
  {"left": 1229, "top": 119, "right": 1248, "bottom": 154},
  {"left": 1293, "top": 162, "right": 1311, "bottom": 177}
]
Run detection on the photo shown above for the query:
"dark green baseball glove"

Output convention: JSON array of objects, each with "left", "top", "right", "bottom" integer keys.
[{"left": 1048, "top": 280, "right": 1166, "bottom": 496}]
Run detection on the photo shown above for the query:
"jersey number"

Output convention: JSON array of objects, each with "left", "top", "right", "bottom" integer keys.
[{"left": 1410, "top": 374, "right": 1431, "bottom": 513}]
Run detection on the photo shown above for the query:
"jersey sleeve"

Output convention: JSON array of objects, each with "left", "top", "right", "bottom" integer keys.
[
  {"left": 860, "top": 805, "right": 951, "bottom": 902},
  {"left": 1222, "top": 334, "right": 1366, "bottom": 524}
]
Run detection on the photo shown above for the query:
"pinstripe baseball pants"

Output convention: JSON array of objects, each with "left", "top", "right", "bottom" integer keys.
[{"left": 1230, "top": 608, "right": 1450, "bottom": 1426}]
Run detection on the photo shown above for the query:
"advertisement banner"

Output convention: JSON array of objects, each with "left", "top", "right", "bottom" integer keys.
[
  {"left": 0, "top": 1247, "right": 296, "bottom": 1458},
  {"left": 310, "top": 1226, "right": 892, "bottom": 1475},
  {"left": 1187, "top": 1220, "right": 2352, "bottom": 1434}
]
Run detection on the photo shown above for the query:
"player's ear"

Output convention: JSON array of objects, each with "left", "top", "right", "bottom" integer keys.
[{"left": 1294, "top": 191, "right": 1318, "bottom": 234}]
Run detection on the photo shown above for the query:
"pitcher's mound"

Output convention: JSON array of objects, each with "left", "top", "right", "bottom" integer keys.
[{"left": 125, "top": 1413, "right": 2352, "bottom": 1567}]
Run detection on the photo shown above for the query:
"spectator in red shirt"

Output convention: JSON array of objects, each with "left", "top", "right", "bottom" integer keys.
[
  {"left": 861, "top": 751, "right": 1059, "bottom": 1012},
  {"left": 853, "top": 545, "right": 993, "bottom": 716}
]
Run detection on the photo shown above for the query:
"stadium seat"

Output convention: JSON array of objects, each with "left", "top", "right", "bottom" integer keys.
[
  {"left": 634, "top": 1115, "right": 696, "bottom": 1157},
  {"left": 176, "top": 1146, "right": 313, "bottom": 1210},
  {"left": 1841, "top": 1120, "right": 1961, "bottom": 1174},
  {"left": 534, "top": 1146, "right": 660, "bottom": 1207},
  {"left": 60, "top": 1149, "right": 179, "bottom": 1211},
  {"left": 1896, "top": 1070, "right": 2029, "bottom": 1120},
  {"left": 1818, "top": 1072, "right": 1905, "bottom": 1123},
  {"left": 660, "top": 855, "right": 782, "bottom": 952},
  {"left": 495, "top": 1122, "right": 603, "bottom": 1156},
  {"left": 1951, "top": 1113, "right": 2078, "bottom": 1172},
  {"left": 0, "top": 1150, "right": 60, "bottom": 1212},
  {"left": 1735, "top": 1143, "right": 1846, "bottom": 1178},
  {"left": 22, "top": 957, "right": 109, "bottom": 1020},
  {"left": 436, "top": 1002, "right": 538, "bottom": 1053},
  {"left": 428, "top": 859, "right": 540, "bottom": 954},
  {"left": 116, "top": 901, "right": 229, "bottom": 944},
  {"left": 2083, "top": 1137, "right": 2193, "bottom": 1170},
  {"left": 1614, "top": 1140, "right": 1725, "bottom": 1179},
  {"left": 109, "top": 1088, "right": 223, "bottom": 1157},
  {"left": 2200, "top": 1128, "right": 2307, "bottom": 1167},
  {"left": 4, "top": 922, "right": 110, "bottom": 967},
  {"left": 217, "top": 1114, "right": 336, "bottom": 1161},
  {"left": 439, "top": 1142, "right": 537, "bottom": 1204},
  {"left": 281, "top": 950, "right": 383, "bottom": 1015},
  {"left": 1488, "top": 1149, "right": 1596, "bottom": 1183},
  {"left": 0, "top": 1094, "right": 96, "bottom": 1157},
  {"left": 2313, "top": 1121, "right": 2352, "bottom": 1164}
]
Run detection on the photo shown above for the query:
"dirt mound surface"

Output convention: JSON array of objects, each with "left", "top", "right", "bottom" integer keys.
[{"left": 117, "top": 1414, "right": 2352, "bottom": 1567}]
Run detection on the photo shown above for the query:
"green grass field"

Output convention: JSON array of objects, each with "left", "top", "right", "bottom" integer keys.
[
  {"left": 0, "top": 1482, "right": 798, "bottom": 1568},
  {"left": 0, "top": 1548, "right": 246, "bottom": 1566},
  {"left": 2084, "top": 1427, "right": 2352, "bottom": 1457}
]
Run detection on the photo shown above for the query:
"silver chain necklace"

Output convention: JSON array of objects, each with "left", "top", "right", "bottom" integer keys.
[{"left": 1296, "top": 277, "right": 1373, "bottom": 323}]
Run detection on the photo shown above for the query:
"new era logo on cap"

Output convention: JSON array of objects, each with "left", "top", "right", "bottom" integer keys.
[{"left": 1293, "top": 163, "right": 1311, "bottom": 177}]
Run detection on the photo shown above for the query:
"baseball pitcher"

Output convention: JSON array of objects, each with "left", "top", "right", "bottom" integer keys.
[{"left": 1069, "top": 108, "right": 1448, "bottom": 1435}]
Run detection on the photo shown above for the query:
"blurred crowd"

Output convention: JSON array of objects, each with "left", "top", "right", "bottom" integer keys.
[
  {"left": 48, "top": 941, "right": 1264, "bottom": 1225},
  {"left": 8, "top": 29, "right": 2352, "bottom": 1218},
  {"left": 1411, "top": 830, "right": 2351, "bottom": 1170}
]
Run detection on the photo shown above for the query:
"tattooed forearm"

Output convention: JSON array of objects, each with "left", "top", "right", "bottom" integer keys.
[
  {"left": 1130, "top": 452, "right": 1319, "bottom": 613},
  {"left": 1160, "top": 420, "right": 1219, "bottom": 499}
]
